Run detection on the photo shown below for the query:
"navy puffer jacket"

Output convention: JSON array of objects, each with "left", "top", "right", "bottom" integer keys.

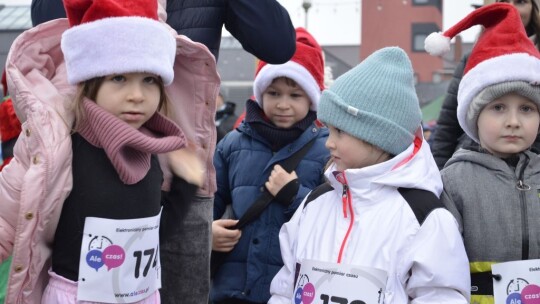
[
  {"left": 212, "top": 122, "right": 329, "bottom": 303},
  {"left": 166, "top": 0, "right": 296, "bottom": 62}
]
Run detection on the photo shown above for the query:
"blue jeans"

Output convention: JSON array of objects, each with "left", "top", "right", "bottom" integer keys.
[{"left": 160, "top": 196, "right": 213, "bottom": 304}]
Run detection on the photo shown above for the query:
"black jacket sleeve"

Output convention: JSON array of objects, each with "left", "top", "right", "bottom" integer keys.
[
  {"left": 31, "top": 0, "right": 66, "bottom": 26},
  {"left": 225, "top": 0, "right": 296, "bottom": 64},
  {"left": 430, "top": 53, "right": 469, "bottom": 170},
  {"left": 160, "top": 176, "right": 198, "bottom": 241},
  {"left": 31, "top": 0, "right": 296, "bottom": 64}
]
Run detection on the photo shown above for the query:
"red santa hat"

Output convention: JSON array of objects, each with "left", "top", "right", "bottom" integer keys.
[
  {"left": 61, "top": 0, "right": 176, "bottom": 85},
  {"left": 424, "top": 3, "right": 540, "bottom": 142},
  {"left": 253, "top": 27, "right": 324, "bottom": 111}
]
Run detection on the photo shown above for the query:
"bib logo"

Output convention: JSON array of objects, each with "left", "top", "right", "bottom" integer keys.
[
  {"left": 505, "top": 278, "right": 540, "bottom": 304},
  {"left": 86, "top": 235, "right": 126, "bottom": 271},
  {"left": 295, "top": 274, "right": 316, "bottom": 304}
]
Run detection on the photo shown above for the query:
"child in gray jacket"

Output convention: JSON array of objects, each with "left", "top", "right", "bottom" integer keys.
[{"left": 425, "top": 3, "right": 540, "bottom": 304}]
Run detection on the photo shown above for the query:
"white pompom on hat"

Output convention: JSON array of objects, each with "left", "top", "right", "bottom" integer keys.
[
  {"left": 425, "top": 3, "right": 540, "bottom": 142},
  {"left": 253, "top": 27, "right": 325, "bottom": 111},
  {"left": 61, "top": 0, "right": 176, "bottom": 85}
]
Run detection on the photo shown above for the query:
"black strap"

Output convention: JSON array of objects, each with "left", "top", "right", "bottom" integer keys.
[
  {"left": 471, "top": 271, "right": 494, "bottom": 296},
  {"left": 303, "top": 182, "right": 334, "bottom": 210},
  {"left": 397, "top": 188, "right": 445, "bottom": 225},
  {"left": 399, "top": 188, "right": 496, "bottom": 296},
  {"left": 234, "top": 138, "right": 316, "bottom": 230}
]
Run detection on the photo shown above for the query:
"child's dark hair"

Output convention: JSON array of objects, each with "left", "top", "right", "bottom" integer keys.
[
  {"left": 72, "top": 75, "right": 171, "bottom": 132},
  {"left": 525, "top": 0, "right": 540, "bottom": 50},
  {"left": 496, "top": 0, "right": 540, "bottom": 51},
  {"left": 524, "top": 0, "right": 540, "bottom": 48}
]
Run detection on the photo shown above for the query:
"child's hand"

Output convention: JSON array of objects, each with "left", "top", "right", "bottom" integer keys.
[
  {"left": 212, "top": 219, "right": 242, "bottom": 252},
  {"left": 265, "top": 164, "right": 298, "bottom": 196},
  {"left": 167, "top": 147, "right": 204, "bottom": 187}
]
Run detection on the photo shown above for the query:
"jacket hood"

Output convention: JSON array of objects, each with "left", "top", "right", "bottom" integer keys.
[
  {"left": 6, "top": 18, "right": 221, "bottom": 124},
  {"left": 325, "top": 129, "right": 443, "bottom": 199},
  {"left": 6, "top": 19, "right": 76, "bottom": 125},
  {"left": 7, "top": 18, "right": 221, "bottom": 194}
]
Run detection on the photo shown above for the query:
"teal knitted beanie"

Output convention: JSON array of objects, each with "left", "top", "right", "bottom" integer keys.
[{"left": 318, "top": 47, "right": 422, "bottom": 156}]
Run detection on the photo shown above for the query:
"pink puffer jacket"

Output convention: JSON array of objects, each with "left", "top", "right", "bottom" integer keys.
[{"left": 0, "top": 18, "right": 219, "bottom": 303}]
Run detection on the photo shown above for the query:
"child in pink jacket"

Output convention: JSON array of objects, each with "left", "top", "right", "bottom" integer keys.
[{"left": 0, "top": 0, "right": 219, "bottom": 302}]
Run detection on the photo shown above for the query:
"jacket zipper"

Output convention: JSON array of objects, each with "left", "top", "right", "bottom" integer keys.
[
  {"left": 516, "top": 155, "right": 531, "bottom": 260},
  {"left": 342, "top": 184, "right": 348, "bottom": 218},
  {"left": 520, "top": 189, "right": 529, "bottom": 259},
  {"left": 337, "top": 173, "right": 354, "bottom": 263}
]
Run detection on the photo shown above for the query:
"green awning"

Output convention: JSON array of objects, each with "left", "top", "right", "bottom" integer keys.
[{"left": 421, "top": 95, "right": 445, "bottom": 123}]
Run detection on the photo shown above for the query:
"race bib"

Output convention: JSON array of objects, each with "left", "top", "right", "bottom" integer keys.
[
  {"left": 77, "top": 210, "right": 162, "bottom": 303},
  {"left": 492, "top": 259, "right": 540, "bottom": 304},
  {"left": 294, "top": 259, "right": 387, "bottom": 304}
]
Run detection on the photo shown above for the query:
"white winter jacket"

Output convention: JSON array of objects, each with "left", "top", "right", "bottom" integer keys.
[{"left": 269, "top": 135, "right": 470, "bottom": 304}]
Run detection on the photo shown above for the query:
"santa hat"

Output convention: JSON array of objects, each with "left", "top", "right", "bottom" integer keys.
[
  {"left": 61, "top": 0, "right": 176, "bottom": 85},
  {"left": 253, "top": 27, "right": 324, "bottom": 111},
  {"left": 424, "top": 3, "right": 540, "bottom": 142}
]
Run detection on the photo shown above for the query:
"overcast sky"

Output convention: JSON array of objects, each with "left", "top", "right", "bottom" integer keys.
[{"left": 4, "top": 0, "right": 483, "bottom": 45}]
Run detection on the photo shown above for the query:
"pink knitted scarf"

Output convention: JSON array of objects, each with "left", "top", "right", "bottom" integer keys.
[{"left": 77, "top": 98, "right": 186, "bottom": 184}]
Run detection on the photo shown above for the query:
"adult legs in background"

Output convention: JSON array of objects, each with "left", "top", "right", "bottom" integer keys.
[{"left": 160, "top": 196, "right": 213, "bottom": 304}]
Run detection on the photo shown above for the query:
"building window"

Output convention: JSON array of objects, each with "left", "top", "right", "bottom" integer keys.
[
  {"left": 412, "top": 0, "right": 442, "bottom": 11},
  {"left": 411, "top": 23, "right": 440, "bottom": 53},
  {"left": 413, "top": 33, "right": 428, "bottom": 52}
]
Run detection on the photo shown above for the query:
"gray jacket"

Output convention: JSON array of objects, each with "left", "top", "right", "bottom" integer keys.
[
  {"left": 441, "top": 148, "right": 540, "bottom": 298},
  {"left": 442, "top": 148, "right": 540, "bottom": 261}
]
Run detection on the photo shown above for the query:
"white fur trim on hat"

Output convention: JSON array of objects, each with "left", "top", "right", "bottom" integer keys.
[
  {"left": 253, "top": 61, "right": 321, "bottom": 111},
  {"left": 457, "top": 53, "right": 540, "bottom": 141},
  {"left": 61, "top": 17, "right": 176, "bottom": 85}
]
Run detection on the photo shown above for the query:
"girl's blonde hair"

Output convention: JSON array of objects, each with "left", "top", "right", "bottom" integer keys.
[
  {"left": 322, "top": 137, "right": 393, "bottom": 175},
  {"left": 72, "top": 75, "right": 171, "bottom": 132}
]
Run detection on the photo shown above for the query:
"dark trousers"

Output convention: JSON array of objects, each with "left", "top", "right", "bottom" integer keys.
[{"left": 160, "top": 196, "right": 213, "bottom": 304}]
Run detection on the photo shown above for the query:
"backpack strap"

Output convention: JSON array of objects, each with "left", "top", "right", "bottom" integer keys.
[
  {"left": 301, "top": 185, "right": 444, "bottom": 225},
  {"left": 398, "top": 188, "right": 445, "bottom": 225},
  {"left": 303, "top": 182, "right": 334, "bottom": 210},
  {"left": 234, "top": 138, "right": 317, "bottom": 230}
]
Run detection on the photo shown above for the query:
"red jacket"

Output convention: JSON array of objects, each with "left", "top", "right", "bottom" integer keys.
[{"left": 0, "top": 97, "right": 22, "bottom": 171}]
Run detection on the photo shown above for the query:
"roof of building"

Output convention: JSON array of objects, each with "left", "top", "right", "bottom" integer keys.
[{"left": 0, "top": 5, "right": 32, "bottom": 30}]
